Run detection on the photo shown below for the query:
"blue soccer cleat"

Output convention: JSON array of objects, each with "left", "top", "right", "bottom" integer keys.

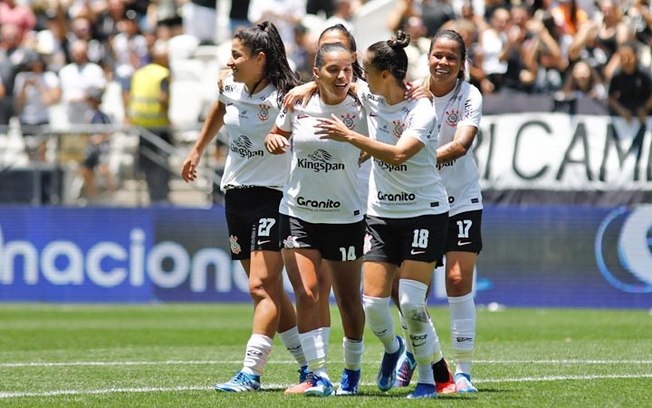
[
  {"left": 406, "top": 382, "right": 437, "bottom": 399},
  {"left": 377, "top": 336, "right": 405, "bottom": 392},
  {"left": 454, "top": 372, "right": 478, "bottom": 393},
  {"left": 335, "top": 368, "right": 361, "bottom": 395},
  {"left": 303, "top": 374, "right": 334, "bottom": 397},
  {"left": 214, "top": 371, "right": 261, "bottom": 392},
  {"left": 394, "top": 349, "right": 417, "bottom": 387}
]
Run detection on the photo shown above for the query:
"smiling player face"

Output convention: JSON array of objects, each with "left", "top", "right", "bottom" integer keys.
[{"left": 314, "top": 49, "right": 353, "bottom": 105}]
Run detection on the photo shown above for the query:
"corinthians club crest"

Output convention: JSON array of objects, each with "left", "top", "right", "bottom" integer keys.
[
  {"left": 340, "top": 112, "right": 356, "bottom": 129},
  {"left": 446, "top": 109, "right": 460, "bottom": 127},
  {"left": 258, "top": 103, "right": 271, "bottom": 121},
  {"left": 229, "top": 235, "right": 242, "bottom": 254},
  {"left": 392, "top": 120, "right": 405, "bottom": 138}
]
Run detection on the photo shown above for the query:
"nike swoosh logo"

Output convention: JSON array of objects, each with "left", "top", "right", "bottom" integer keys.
[
  {"left": 257, "top": 240, "right": 271, "bottom": 245},
  {"left": 412, "top": 341, "right": 426, "bottom": 347},
  {"left": 410, "top": 249, "right": 425, "bottom": 255},
  {"left": 457, "top": 241, "right": 472, "bottom": 246}
]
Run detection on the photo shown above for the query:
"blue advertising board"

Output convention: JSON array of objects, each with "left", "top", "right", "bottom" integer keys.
[{"left": 0, "top": 205, "right": 650, "bottom": 308}]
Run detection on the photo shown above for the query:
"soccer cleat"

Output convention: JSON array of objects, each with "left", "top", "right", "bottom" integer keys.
[
  {"left": 432, "top": 358, "right": 456, "bottom": 394},
  {"left": 214, "top": 371, "right": 261, "bottom": 392},
  {"left": 284, "top": 367, "right": 313, "bottom": 394},
  {"left": 394, "top": 350, "right": 417, "bottom": 387},
  {"left": 298, "top": 365, "right": 310, "bottom": 383},
  {"left": 406, "top": 383, "right": 437, "bottom": 399},
  {"left": 303, "top": 374, "right": 334, "bottom": 397},
  {"left": 335, "top": 368, "right": 361, "bottom": 395},
  {"left": 454, "top": 372, "right": 478, "bottom": 393},
  {"left": 377, "top": 336, "right": 405, "bottom": 392}
]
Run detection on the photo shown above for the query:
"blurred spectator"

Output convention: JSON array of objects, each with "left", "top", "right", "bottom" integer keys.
[
  {"left": 388, "top": 0, "right": 421, "bottom": 33},
  {"left": 153, "top": 0, "right": 183, "bottom": 40},
  {"left": 126, "top": 40, "right": 172, "bottom": 204},
  {"left": 325, "top": 0, "right": 356, "bottom": 33},
  {"left": 527, "top": 11, "right": 568, "bottom": 94},
  {"left": 307, "top": 0, "right": 334, "bottom": 17},
  {"left": 182, "top": 0, "right": 217, "bottom": 45},
  {"left": 479, "top": 7, "right": 510, "bottom": 92},
  {"left": 66, "top": 16, "right": 107, "bottom": 65},
  {"left": 229, "top": 0, "right": 251, "bottom": 35},
  {"left": 484, "top": 0, "right": 510, "bottom": 21},
  {"left": 569, "top": 0, "right": 630, "bottom": 81},
  {"left": 248, "top": 0, "right": 306, "bottom": 53},
  {"left": 13, "top": 51, "right": 61, "bottom": 161},
  {"left": 421, "top": 0, "right": 456, "bottom": 37},
  {"left": 59, "top": 39, "right": 107, "bottom": 124},
  {"left": 34, "top": 6, "right": 67, "bottom": 72},
  {"left": 460, "top": 0, "right": 488, "bottom": 32},
  {"left": 442, "top": 18, "right": 485, "bottom": 90},
  {"left": 0, "top": 0, "right": 37, "bottom": 41},
  {"left": 96, "top": 0, "right": 127, "bottom": 40},
  {"left": 546, "top": 0, "right": 588, "bottom": 36},
  {"left": 404, "top": 15, "right": 429, "bottom": 81},
  {"left": 0, "top": 23, "right": 30, "bottom": 125},
  {"left": 291, "top": 23, "right": 313, "bottom": 81},
  {"left": 625, "top": 0, "right": 652, "bottom": 49},
  {"left": 607, "top": 41, "right": 652, "bottom": 123},
  {"left": 81, "top": 87, "right": 115, "bottom": 201},
  {"left": 110, "top": 10, "right": 149, "bottom": 93},
  {"left": 64, "top": 0, "right": 108, "bottom": 22},
  {"left": 124, "top": 0, "right": 150, "bottom": 31},
  {"left": 554, "top": 60, "right": 607, "bottom": 113}
]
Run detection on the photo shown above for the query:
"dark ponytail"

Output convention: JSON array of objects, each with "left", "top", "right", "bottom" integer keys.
[
  {"left": 234, "top": 21, "right": 301, "bottom": 105},
  {"left": 366, "top": 30, "right": 411, "bottom": 83}
]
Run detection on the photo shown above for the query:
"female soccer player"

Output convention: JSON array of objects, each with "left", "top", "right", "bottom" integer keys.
[
  {"left": 426, "top": 29, "right": 483, "bottom": 393},
  {"left": 393, "top": 29, "right": 483, "bottom": 394},
  {"left": 180, "top": 21, "right": 307, "bottom": 393},
  {"left": 316, "top": 31, "right": 450, "bottom": 399},
  {"left": 265, "top": 42, "right": 368, "bottom": 397}
]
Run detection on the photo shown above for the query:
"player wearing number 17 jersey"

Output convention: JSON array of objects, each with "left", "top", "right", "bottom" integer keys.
[
  {"left": 408, "top": 28, "right": 483, "bottom": 394},
  {"left": 427, "top": 29, "right": 483, "bottom": 393}
]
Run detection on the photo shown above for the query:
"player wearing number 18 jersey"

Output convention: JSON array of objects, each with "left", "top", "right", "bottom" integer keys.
[{"left": 317, "top": 31, "right": 450, "bottom": 399}]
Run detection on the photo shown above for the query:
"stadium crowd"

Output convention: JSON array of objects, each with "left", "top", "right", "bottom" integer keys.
[{"left": 0, "top": 0, "right": 651, "bottom": 203}]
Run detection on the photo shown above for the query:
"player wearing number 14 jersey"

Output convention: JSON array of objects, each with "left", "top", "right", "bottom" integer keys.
[{"left": 265, "top": 42, "right": 368, "bottom": 397}]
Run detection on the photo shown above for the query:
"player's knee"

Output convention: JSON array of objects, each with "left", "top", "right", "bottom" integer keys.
[
  {"left": 294, "top": 285, "right": 320, "bottom": 305},
  {"left": 362, "top": 295, "right": 389, "bottom": 326},
  {"left": 399, "top": 299, "right": 428, "bottom": 331}
]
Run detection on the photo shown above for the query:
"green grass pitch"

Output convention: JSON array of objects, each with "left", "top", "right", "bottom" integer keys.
[{"left": 0, "top": 304, "right": 650, "bottom": 407}]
